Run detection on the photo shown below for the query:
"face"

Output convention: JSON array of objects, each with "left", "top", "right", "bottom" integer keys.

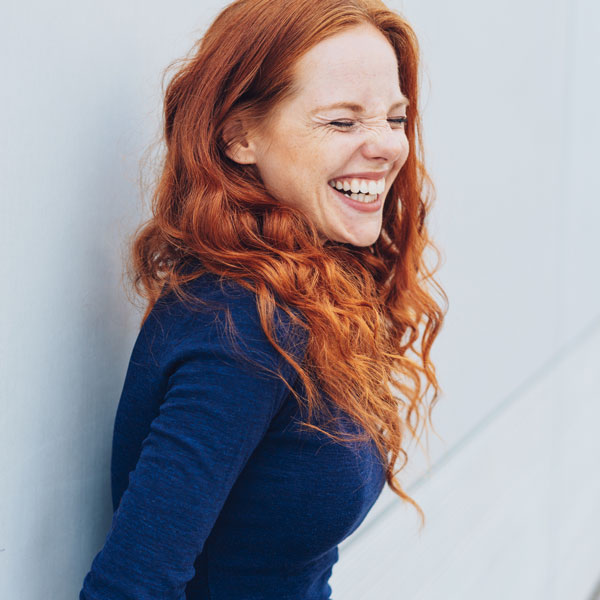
[{"left": 232, "top": 24, "right": 410, "bottom": 246}]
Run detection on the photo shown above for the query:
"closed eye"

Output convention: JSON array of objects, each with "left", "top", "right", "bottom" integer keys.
[{"left": 329, "top": 117, "right": 408, "bottom": 129}]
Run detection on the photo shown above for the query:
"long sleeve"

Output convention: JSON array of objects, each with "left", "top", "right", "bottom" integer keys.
[{"left": 79, "top": 278, "right": 306, "bottom": 599}]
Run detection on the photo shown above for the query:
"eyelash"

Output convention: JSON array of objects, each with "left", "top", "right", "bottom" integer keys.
[{"left": 329, "top": 117, "right": 408, "bottom": 129}]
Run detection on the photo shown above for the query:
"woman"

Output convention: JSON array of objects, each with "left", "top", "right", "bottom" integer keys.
[{"left": 80, "top": 0, "right": 447, "bottom": 598}]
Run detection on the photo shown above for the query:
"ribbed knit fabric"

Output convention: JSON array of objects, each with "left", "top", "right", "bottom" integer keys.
[{"left": 79, "top": 272, "right": 386, "bottom": 599}]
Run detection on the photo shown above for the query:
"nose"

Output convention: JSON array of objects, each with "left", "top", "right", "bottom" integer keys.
[{"left": 361, "top": 122, "right": 408, "bottom": 163}]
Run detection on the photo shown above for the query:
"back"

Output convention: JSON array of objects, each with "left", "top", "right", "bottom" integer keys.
[{"left": 79, "top": 272, "right": 386, "bottom": 600}]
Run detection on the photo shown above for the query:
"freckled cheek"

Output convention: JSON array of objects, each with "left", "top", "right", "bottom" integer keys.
[
  {"left": 398, "top": 137, "right": 410, "bottom": 164},
  {"left": 293, "top": 145, "right": 331, "bottom": 184},
  {"left": 388, "top": 143, "right": 410, "bottom": 183}
]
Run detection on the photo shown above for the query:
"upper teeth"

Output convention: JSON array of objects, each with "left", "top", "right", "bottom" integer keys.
[{"left": 328, "top": 177, "right": 386, "bottom": 195}]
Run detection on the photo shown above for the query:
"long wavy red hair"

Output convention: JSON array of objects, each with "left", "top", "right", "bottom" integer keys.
[{"left": 129, "top": 0, "right": 448, "bottom": 527}]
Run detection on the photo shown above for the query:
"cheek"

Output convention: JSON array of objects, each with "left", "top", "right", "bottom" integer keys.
[
  {"left": 400, "top": 133, "right": 410, "bottom": 157},
  {"left": 257, "top": 127, "right": 337, "bottom": 196},
  {"left": 396, "top": 137, "right": 410, "bottom": 171},
  {"left": 256, "top": 141, "right": 299, "bottom": 191},
  {"left": 284, "top": 145, "right": 333, "bottom": 192}
]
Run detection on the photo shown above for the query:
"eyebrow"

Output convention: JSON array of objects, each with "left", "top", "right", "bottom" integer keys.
[{"left": 311, "top": 97, "right": 410, "bottom": 114}]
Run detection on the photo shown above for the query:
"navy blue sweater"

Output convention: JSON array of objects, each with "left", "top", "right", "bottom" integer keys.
[{"left": 79, "top": 272, "right": 386, "bottom": 599}]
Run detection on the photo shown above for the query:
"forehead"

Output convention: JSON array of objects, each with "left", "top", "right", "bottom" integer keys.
[{"left": 290, "top": 24, "right": 404, "bottom": 112}]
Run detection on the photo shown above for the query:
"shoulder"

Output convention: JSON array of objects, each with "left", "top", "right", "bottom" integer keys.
[{"left": 136, "top": 272, "right": 308, "bottom": 379}]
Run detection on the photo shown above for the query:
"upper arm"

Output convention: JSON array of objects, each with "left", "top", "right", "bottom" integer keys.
[{"left": 79, "top": 280, "right": 307, "bottom": 599}]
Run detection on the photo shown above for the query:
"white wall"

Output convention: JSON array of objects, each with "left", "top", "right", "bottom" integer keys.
[
  {"left": 0, "top": 2, "right": 227, "bottom": 598},
  {"left": 1, "top": 1, "right": 598, "bottom": 598}
]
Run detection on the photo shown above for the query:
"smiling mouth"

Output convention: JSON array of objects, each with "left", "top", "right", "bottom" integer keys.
[
  {"left": 327, "top": 182, "right": 380, "bottom": 204},
  {"left": 327, "top": 185, "right": 382, "bottom": 214},
  {"left": 339, "top": 189, "right": 378, "bottom": 202}
]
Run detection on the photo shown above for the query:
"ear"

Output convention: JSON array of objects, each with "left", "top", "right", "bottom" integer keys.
[{"left": 222, "top": 117, "right": 258, "bottom": 165}]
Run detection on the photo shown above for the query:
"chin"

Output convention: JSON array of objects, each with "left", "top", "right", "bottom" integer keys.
[
  {"left": 329, "top": 228, "right": 381, "bottom": 247},
  {"left": 352, "top": 236, "right": 379, "bottom": 247}
]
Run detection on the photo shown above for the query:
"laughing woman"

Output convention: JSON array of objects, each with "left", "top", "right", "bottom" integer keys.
[{"left": 79, "top": 0, "right": 447, "bottom": 598}]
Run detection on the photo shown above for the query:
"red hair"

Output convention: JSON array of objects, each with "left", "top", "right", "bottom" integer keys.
[{"left": 129, "top": 0, "right": 448, "bottom": 528}]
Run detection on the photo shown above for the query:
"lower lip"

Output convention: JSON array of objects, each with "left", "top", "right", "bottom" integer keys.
[{"left": 330, "top": 186, "right": 382, "bottom": 213}]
